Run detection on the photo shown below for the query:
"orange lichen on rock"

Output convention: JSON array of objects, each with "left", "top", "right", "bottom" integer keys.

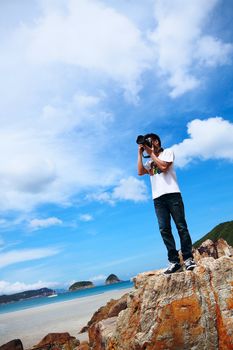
[
  {"left": 148, "top": 295, "right": 203, "bottom": 350},
  {"left": 226, "top": 296, "right": 233, "bottom": 310},
  {"left": 226, "top": 281, "right": 233, "bottom": 310},
  {"left": 119, "top": 295, "right": 142, "bottom": 341},
  {"left": 213, "top": 291, "right": 233, "bottom": 350}
]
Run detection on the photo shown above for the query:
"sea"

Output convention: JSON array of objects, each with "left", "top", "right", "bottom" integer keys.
[{"left": 0, "top": 280, "right": 133, "bottom": 315}]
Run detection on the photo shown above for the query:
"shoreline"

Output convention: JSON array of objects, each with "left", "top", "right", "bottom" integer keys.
[{"left": 0, "top": 287, "right": 133, "bottom": 349}]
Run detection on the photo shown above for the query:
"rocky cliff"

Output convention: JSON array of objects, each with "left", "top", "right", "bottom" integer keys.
[{"left": 89, "top": 239, "right": 233, "bottom": 349}]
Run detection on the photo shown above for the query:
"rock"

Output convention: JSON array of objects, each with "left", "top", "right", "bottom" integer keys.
[
  {"left": 75, "top": 341, "right": 90, "bottom": 350},
  {"left": 193, "top": 238, "right": 233, "bottom": 262},
  {"left": 80, "top": 293, "right": 128, "bottom": 333},
  {"left": 216, "top": 238, "right": 233, "bottom": 257},
  {"left": 69, "top": 281, "right": 94, "bottom": 291},
  {"left": 0, "top": 340, "right": 23, "bottom": 350},
  {"left": 107, "top": 294, "right": 128, "bottom": 318},
  {"left": 89, "top": 240, "right": 233, "bottom": 349},
  {"left": 33, "top": 332, "right": 79, "bottom": 350},
  {"left": 89, "top": 317, "right": 118, "bottom": 350},
  {"left": 79, "top": 326, "right": 89, "bottom": 334},
  {"left": 105, "top": 274, "right": 121, "bottom": 285}
]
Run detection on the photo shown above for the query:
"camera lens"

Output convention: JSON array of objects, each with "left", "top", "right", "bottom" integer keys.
[{"left": 136, "top": 135, "right": 145, "bottom": 144}]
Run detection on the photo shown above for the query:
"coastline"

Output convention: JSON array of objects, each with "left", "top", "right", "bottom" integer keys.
[{"left": 0, "top": 287, "right": 133, "bottom": 349}]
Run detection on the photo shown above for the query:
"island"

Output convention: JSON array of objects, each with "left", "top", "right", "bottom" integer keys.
[
  {"left": 105, "top": 274, "right": 121, "bottom": 285},
  {"left": 0, "top": 288, "right": 54, "bottom": 305},
  {"left": 69, "top": 281, "right": 94, "bottom": 291}
]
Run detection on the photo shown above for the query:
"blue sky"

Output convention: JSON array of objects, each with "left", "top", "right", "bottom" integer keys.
[{"left": 0, "top": 0, "right": 233, "bottom": 294}]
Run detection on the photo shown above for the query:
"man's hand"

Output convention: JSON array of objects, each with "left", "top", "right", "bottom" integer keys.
[
  {"left": 137, "top": 145, "right": 148, "bottom": 175},
  {"left": 143, "top": 144, "right": 153, "bottom": 156},
  {"left": 138, "top": 144, "right": 144, "bottom": 155}
]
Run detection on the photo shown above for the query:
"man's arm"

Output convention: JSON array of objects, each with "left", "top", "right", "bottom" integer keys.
[
  {"left": 143, "top": 145, "right": 172, "bottom": 172},
  {"left": 137, "top": 145, "right": 148, "bottom": 176},
  {"left": 150, "top": 154, "right": 172, "bottom": 172}
]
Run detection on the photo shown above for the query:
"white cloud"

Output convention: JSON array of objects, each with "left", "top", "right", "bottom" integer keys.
[
  {"left": 196, "top": 36, "right": 233, "bottom": 67},
  {"left": 0, "top": 247, "right": 60, "bottom": 268},
  {"left": 89, "top": 176, "right": 149, "bottom": 204},
  {"left": 112, "top": 176, "right": 149, "bottom": 201},
  {"left": 149, "top": 0, "right": 233, "bottom": 97},
  {"left": 172, "top": 117, "right": 233, "bottom": 167},
  {"left": 40, "top": 93, "right": 113, "bottom": 136},
  {"left": 29, "top": 217, "right": 63, "bottom": 230},
  {"left": 79, "top": 214, "right": 94, "bottom": 222},
  {"left": 0, "top": 91, "right": 122, "bottom": 212},
  {"left": 23, "top": 0, "right": 152, "bottom": 101},
  {"left": 0, "top": 280, "right": 59, "bottom": 295},
  {"left": 89, "top": 274, "right": 107, "bottom": 283},
  {"left": 89, "top": 192, "right": 115, "bottom": 205}
]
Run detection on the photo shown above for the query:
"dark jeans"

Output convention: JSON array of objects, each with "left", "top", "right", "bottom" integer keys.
[{"left": 154, "top": 192, "right": 193, "bottom": 263}]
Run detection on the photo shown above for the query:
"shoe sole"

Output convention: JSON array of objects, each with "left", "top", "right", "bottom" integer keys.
[
  {"left": 164, "top": 267, "right": 183, "bottom": 274},
  {"left": 186, "top": 265, "right": 196, "bottom": 271}
]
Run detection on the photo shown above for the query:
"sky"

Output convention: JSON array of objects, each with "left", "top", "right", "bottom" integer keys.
[{"left": 0, "top": 0, "right": 233, "bottom": 295}]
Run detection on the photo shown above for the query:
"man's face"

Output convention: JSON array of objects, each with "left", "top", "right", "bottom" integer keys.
[{"left": 152, "top": 138, "right": 160, "bottom": 149}]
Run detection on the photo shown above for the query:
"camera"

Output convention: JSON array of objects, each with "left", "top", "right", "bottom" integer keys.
[
  {"left": 136, "top": 135, "right": 152, "bottom": 148},
  {"left": 136, "top": 135, "right": 153, "bottom": 158}
]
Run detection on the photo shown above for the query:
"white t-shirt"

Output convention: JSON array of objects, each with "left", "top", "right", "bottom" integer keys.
[{"left": 144, "top": 148, "right": 180, "bottom": 199}]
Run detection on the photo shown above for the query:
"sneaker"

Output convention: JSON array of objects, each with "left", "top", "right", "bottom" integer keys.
[
  {"left": 164, "top": 262, "right": 182, "bottom": 274},
  {"left": 184, "top": 258, "right": 197, "bottom": 271}
]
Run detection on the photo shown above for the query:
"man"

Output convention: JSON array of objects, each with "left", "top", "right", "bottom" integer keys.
[{"left": 137, "top": 133, "right": 196, "bottom": 274}]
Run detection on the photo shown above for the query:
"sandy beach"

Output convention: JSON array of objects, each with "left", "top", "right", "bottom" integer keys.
[{"left": 0, "top": 287, "right": 133, "bottom": 349}]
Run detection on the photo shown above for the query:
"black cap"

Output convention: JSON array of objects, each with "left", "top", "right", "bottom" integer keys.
[{"left": 144, "top": 133, "right": 161, "bottom": 147}]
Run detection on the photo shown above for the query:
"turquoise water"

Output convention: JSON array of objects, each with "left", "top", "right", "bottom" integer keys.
[{"left": 0, "top": 280, "right": 133, "bottom": 315}]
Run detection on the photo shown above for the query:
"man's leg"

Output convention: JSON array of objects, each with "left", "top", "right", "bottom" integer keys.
[
  {"left": 154, "top": 196, "right": 180, "bottom": 263},
  {"left": 168, "top": 193, "right": 193, "bottom": 261}
]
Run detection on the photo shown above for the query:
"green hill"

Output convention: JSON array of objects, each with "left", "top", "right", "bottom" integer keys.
[
  {"left": 69, "top": 281, "right": 94, "bottom": 291},
  {"left": 194, "top": 220, "right": 233, "bottom": 248},
  {"left": 0, "top": 288, "right": 54, "bottom": 304}
]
